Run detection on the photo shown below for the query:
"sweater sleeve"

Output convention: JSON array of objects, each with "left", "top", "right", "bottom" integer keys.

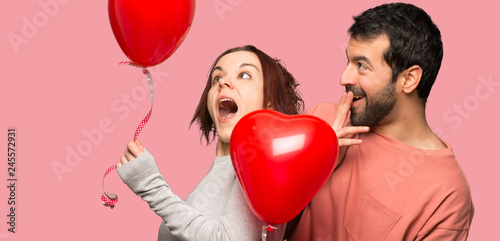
[{"left": 117, "top": 149, "right": 265, "bottom": 241}]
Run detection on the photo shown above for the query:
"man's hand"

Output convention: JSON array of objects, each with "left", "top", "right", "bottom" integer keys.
[
  {"left": 332, "top": 91, "right": 369, "bottom": 165},
  {"left": 117, "top": 139, "right": 145, "bottom": 168}
]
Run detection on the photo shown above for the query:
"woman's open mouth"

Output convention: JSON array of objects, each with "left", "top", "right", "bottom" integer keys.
[{"left": 218, "top": 98, "right": 238, "bottom": 122}]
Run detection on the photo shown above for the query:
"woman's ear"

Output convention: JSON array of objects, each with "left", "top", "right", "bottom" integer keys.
[
  {"left": 402, "top": 65, "right": 422, "bottom": 94},
  {"left": 267, "top": 101, "right": 273, "bottom": 110}
]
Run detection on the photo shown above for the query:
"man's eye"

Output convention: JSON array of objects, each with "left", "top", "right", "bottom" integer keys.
[
  {"left": 239, "top": 72, "right": 251, "bottom": 79},
  {"left": 358, "top": 63, "right": 367, "bottom": 70}
]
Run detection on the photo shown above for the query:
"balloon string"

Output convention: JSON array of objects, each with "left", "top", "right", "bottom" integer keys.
[
  {"left": 101, "top": 165, "right": 118, "bottom": 208},
  {"left": 101, "top": 61, "right": 154, "bottom": 209},
  {"left": 261, "top": 224, "right": 278, "bottom": 241},
  {"left": 133, "top": 67, "right": 153, "bottom": 140}
]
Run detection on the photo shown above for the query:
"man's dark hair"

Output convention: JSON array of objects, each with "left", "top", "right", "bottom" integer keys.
[{"left": 349, "top": 3, "right": 443, "bottom": 102}]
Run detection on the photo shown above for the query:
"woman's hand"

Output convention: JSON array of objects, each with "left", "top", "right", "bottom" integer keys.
[
  {"left": 332, "top": 91, "right": 369, "bottom": 165},
  {"left": 117, "top": 139, "right": 145, "bottom": 168}
]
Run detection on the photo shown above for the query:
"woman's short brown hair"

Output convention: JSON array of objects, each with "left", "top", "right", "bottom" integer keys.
[{"left": 190, "top": 45, "right": 304, "bottom": 144}]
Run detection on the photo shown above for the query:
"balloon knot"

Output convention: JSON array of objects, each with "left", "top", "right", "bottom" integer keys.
[
  {"left": 118, "top": 61, "right": 149, "bottom": 75},
  {"left": 266, "top": 224, "right": 278, "bottom": 232}
]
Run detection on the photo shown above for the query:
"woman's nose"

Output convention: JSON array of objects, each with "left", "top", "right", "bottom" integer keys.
[{"left": 219, "top": 76, "right": 234, "bottom": 89}]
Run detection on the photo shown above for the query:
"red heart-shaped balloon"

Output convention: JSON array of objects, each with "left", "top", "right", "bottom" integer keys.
[
  {"left": 108, "top": 0, "right": 195, "bottom": 67},
  {"left": 230, "top": 110, "right": 338, "bottom": 225}
]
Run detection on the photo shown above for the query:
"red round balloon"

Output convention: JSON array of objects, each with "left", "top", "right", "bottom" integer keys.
[
  {"left": 108, "top": 0, "right": 195, "bottom": 67},
  {"left": 230, "top": 110, "right": 338, "bottom": 225}
]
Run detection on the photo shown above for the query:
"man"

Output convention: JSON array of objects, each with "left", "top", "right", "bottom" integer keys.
[{"left": 289, "top": 3, "right": 474, "bottom": 240}]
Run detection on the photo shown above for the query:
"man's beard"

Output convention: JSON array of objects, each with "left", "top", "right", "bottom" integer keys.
[{"left": 348, "top": 82, "right": 397, "bottom": 127}]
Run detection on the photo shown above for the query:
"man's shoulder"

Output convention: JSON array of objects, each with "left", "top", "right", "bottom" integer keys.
[{"left": 304, "top": 102, "right": 339, "bottom": 125}]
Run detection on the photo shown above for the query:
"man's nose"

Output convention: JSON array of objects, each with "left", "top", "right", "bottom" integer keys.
[{"left": 340, "top": 65, "right": 356, "bottom": 87}]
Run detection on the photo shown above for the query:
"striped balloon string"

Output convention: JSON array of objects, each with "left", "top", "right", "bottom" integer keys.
[
  {"left": 101, "top": 62, "right": 154, "bottom": 209},
  {"left": 261, "top": 224, "right": 278, "bottom": 241}
]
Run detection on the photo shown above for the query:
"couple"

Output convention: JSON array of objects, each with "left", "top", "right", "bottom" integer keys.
[{"left": 116, "top": 3, "right": 474, "bottom": 241}]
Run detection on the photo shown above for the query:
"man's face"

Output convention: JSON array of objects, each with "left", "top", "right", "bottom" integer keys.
[{"left": 340, "top": 35, "right": 398, "bottom": 126}]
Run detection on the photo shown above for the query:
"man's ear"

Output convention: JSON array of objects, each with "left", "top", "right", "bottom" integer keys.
[{"left": 402, "top": 65, "right": 422, "bottom": 94}]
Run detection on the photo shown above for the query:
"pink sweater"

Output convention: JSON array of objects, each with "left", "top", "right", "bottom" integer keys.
[{"left": 290, "top": 102, "right": 474, "bottom": 241}]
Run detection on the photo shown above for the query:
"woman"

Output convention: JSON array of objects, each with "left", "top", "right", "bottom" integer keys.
[
  {"left": 116, "top": 45, "right": 302, "bottom": 241},
  {"left": 116, "top": 45, "right": 365, "bottom": 240}
]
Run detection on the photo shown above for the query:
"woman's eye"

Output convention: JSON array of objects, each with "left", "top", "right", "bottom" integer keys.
[
  {"left": 212, "top": 76, "right": 222, "bottom": 84},
  {"left": 239, "top": 72, "right": 251, "bottom": 79}
]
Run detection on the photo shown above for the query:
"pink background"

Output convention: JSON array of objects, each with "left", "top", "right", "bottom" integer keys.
[{"left": 1, "top": 0, "right": 499, "bottom": 240}]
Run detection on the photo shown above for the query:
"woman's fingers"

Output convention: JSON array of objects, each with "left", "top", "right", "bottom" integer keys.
[
  {"left": 127, "top": 140, "right": 144, "bottom": 158},
  {"left": 117, "top": 155, "right": 128, "bottom": 168},
  {"left": 124, "top": 148, "right": 135, "bottom": 162},
  {"left": 117, "top": 140, "right": 145, "bottom": 168},
  {"left": 135, "top": 139, "right": 145, "bottom": 152}
]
